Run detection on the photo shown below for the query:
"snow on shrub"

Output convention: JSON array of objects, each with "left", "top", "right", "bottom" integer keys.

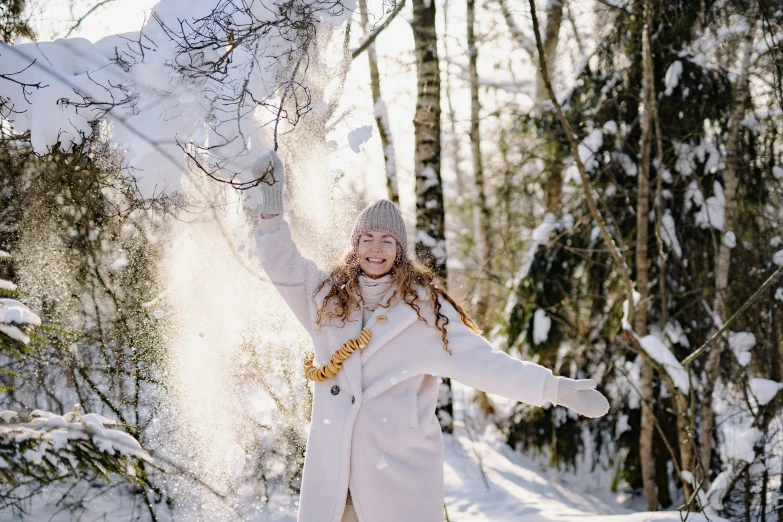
[
  {"left": 0, "top": 298, "right": 40, "bottom": 346},
  {"left": 728, "top": 331, "right": 755, "bottom": 367},
  {"left": 749, "top": 378, "right": 783, "bottom": 406},
  {"left": 637, "top": 334, "right": 690, "bottom": 393},
  {"left": 0, "top": 408, "right": 152, "bottom": 489},
  {"left": 0, "top": 251, "right": 41, "bottom": 348}
]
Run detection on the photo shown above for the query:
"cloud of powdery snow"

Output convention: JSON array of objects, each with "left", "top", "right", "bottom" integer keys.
[{"left": 1, "top": 0, "right": 363, "bottom": 518}]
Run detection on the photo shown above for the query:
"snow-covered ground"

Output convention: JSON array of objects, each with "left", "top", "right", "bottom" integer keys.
[
  {"left": 0, "top": 382, "right": 726, "bottom": 522},
  {"left": 444, "top": 427, "right": 720, "bottom": 522},
  {"left": 442, "top": 383, "right": 725, "bottom": 522},
  {"left": 4, "top": 426, "right": 725, "bottom": 521}
]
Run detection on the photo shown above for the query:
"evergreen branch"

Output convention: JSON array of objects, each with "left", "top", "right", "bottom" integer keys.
[{"left": 526, "top": 0, "right": 637, "bottom": 323}]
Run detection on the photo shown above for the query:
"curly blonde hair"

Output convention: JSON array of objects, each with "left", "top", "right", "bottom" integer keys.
[{"left": 313, "top": 245, "right": 478, "bottom": 354}]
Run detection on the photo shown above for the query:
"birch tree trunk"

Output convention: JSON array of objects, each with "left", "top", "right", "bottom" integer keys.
[
  {"left": 358, "top": 0, "right": 399, "bottom": 203},
  {"left": 412, "top": 0, "right": 452, "bottom": 432},
  {"left": 412, "top": 0, "right": 446, "bottom": 280},
  {"left": 701, "top": 1, "right": 758, "bottom": 489},
  {"left": 467, "top": 0, "right": 492, "bottom": 325},
  {"left": 638, "top": 0, "right": 656, "bottom": 510}
]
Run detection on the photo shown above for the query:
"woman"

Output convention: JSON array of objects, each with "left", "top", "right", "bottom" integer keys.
[{"left": 248, "top": 151, "right": 609, "bottom": 522}]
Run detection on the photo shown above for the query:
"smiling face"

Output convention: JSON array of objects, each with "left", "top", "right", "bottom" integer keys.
[{"left": 357, "top": 231, "right": 398, "bottom": 278}]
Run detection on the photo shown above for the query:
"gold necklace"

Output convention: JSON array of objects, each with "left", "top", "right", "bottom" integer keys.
[{"left": 304, "top": 328, "right": 372, "bottom": 382}]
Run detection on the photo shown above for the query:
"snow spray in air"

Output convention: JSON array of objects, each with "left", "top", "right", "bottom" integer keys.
[
  {"left": 157, "top": 132, "right": 358, "bottom": 518},
  {"left": 153, "top": 29, "right": 360, "bottom": 522},
  {"left": 1, "top": 0, "right": 359, "bottom": 515}
]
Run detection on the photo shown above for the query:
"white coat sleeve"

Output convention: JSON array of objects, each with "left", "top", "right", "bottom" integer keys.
[
  {"left": 251, "top": 216, "right": 327, "bottom": 334},
  {"left": 417, "top": 297, "right": 554, "bottom": 407}
]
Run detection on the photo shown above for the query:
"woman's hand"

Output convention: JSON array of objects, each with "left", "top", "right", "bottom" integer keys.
[
  {"left": 246, "top": 150, "right": 285, "bottom": 215},
  {"left": 544, "top": 376, "right": 610, "bottom": 418}
]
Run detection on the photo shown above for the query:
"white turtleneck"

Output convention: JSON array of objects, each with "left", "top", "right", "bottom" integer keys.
[{"left": 358, "top": 273, "right": 396, "bottom": 325}]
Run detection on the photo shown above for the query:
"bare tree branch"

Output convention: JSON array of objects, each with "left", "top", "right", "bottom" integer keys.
[
  {"left": 682, "top": 264, "right": 783, "bottom": 368},
  {"left": 351, "top": 0, "right": 406, "bottom": 59},
  {"left": 64, "top": 0, "right": 119, "bottom": 38}
]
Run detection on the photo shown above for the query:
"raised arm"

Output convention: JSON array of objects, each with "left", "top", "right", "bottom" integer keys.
[
  {"left": 247, "top": 151, "right": 326, "bottom": 334},
  {"left": 419, "top": 298, "right": 609, "bottom": 418}
]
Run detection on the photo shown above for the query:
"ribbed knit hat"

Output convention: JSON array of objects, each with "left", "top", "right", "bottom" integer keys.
[{"left": 350, "top": 199, "right": 407, "bottom": 254}]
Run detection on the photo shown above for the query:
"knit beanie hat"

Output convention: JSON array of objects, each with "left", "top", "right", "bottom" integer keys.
[{"left": 350, "top": 199, "right": 407, "bottom": 254}]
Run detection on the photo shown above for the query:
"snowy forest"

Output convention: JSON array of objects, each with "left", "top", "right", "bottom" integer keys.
[{"left": 0, "top": 0, "right": 782, "bottom": 519}]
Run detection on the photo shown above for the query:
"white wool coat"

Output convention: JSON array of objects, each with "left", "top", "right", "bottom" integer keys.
[{"left": 253, "top": 220, "right": 554, "bottom": 522}]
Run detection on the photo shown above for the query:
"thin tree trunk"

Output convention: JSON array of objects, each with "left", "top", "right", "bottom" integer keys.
[
  {"left": 761, "top": 465, "right": 768, "bottom": 522},
  {"left": 700, "top": 353, "right": 717, "bottom": 488},
  {"left": 653, "top": 110, "right": 667, "bottom": 328},
  {"left": 412, "top": 0, "right": 451, "bottom": 432},
  {"left": 499, "top": 130, "right": 517, "bottom": 283},
  {"left": 500, "top": 0, "right": 564, "bottom": 214},
  {"left": 775, "top": 306, "right": 783, "bottom": 381},
  {"left": 675, "top": 390, "right": 695, "bottom": 504},
  {"left": 535, "top": 0, "right": 563, "bottom": 106},
  {"left": 442, "top": 0, "right": 465, "bottom": 196},
  {"left": 651, "top": 24, "right": 673, "bottom": 512},
  {"left": 701, "top": 1, "right": 758, "bottom": 489},
  {"left": 640, "top": 364, "right": 657, "bottom": 508},
  {"left": 643, "top": 3, "right": 694, "bottom": 502},
  {"left": 467, "top": 0, "right": 492, "bottom": 325},
  {"left": 545, "top": 158, "right": 563, "bottom": 214},
  {"left": 638, "top": 0, "right": 656, "bottom": 510},
  {"left": 358, "top": 0, "right": 399, "bottom": 203},
  {"left": 538, "top": 0, "right": 564, "bottom": 214}
]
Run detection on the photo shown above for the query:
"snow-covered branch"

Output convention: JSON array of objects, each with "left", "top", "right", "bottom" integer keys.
[
  {"left": 0, "top": 409, "right": 151, "bottom": 508},
  {"left": 0, "top": 251, "right": 41, "bottom": 349},
  {"left": 0, "top": 0, "right": 353, "bottom": 199}
]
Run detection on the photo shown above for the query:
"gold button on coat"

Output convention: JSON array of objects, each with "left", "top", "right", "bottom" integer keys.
[{"left": 377, "top": 315, "right": 387, "bottom": 323}]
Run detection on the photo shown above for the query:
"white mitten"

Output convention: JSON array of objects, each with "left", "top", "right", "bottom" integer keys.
[
  {"left": 246, "top": 150, "right": 285, "bottom": 215},
  {"left": 542, "top": 375, "right": 609, "bottom": 418}
]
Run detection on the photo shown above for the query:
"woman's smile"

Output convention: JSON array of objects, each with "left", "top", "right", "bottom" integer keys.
[{"left": 358, "top": 231, "right": 397, "bottom": 277}]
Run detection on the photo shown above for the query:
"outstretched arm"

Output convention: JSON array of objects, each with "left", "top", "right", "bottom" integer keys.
[
  {"left": 419, "top": 298, "right": 609, "bottom": 418},
  {"left": 247, "top": 151, "right": 326, "bottom": 334}
]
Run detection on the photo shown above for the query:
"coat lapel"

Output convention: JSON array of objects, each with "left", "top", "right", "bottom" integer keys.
[
  {"left": 313, "top": 286, "right": 419, "bottom": 398},
  {"left": 312, "top": 285, "right": 365, "bottom": 398},
  {"left": 360, "top": 298, "right": 418, "bottom": 363}
]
